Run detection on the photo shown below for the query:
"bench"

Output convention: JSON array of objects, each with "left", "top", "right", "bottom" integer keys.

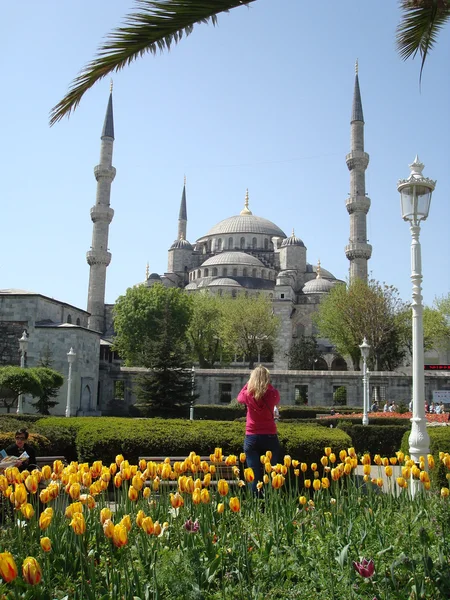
[
  {"left": 138, "top": 455, "right": 238, "bottom": 488},
  {"left": 35, "top": 456, "right": 67, "bottom": 470}
]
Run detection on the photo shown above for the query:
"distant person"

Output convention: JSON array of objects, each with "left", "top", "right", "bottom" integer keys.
[
  {"left": 5, "top": 429, "right": 37, "bottom": 472},
  {"left": 383, "top": 402, "right": 389, "bottom": 413},
  {"left": 237, "top": 366, "right": 280, "bottom": 493},
  {"left": 273, "top": 405, "right": 280, "bottom": 422},
  {"left": 388, "top": 402, "right": 397, "bottom": 413},
  {"left": 371, "top": 400, "right": 378, "bottom": 412},
  {"left": 409, "top": 400, "right": 413, "bottom": 412}
]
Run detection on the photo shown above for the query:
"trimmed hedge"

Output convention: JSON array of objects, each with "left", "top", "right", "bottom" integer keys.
[
  {"left": 34, "top": 417, "right": 101, "bottom": 461},
  {"left": 337, "top": 423, "right": 410, "bottom": 456},
  {"left": 401, "top": 427, "right": 450, "bottom": 488},
  {"left": 0, "top": 432, "right": 52, "bottom": 455},
  {"left": 317, "top": 417, "right": 409, "bottom": 428}
]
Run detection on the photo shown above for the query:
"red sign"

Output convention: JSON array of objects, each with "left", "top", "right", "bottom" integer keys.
[{"left": 424, "top": 365, "right": 450, "bottom": 370}]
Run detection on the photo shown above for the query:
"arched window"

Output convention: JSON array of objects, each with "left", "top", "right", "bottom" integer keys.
[
  {"left": 76, "top": 318, "right": 81, "bottom": 326},
  {"left": 67, "top": 314, "right": 72, "bottom": 324},
  {"left": 207, "top": 239, "right": 212, "bottom": 252},
  {"left": 268, "top": 272, "right": 272, "bottom": 280},
  {"left": 222, "top": 267, "right": 228, "bottom": 276},
  {"left": 204, "top": 268, "right": 209, "bottom": 277},
  {"left": 228, "top": 237, "right": 233, "bottom": 249},
  {"left": 212, "top": 267, "right": 218, "bottom": 276},
  {"left": 240, "top": 237, "right": 245, "bottom": 249},
  {"left": 217, "top": 239, "right": 222, "bottom": 251},
  {"left": 264, "top": 238, "right": 269, "bottom": 250},
  {"left": 252, "top": 237, "right": 257, "bottom": 249},
  {"left": 252, "top": 268, "right": 257, "bottom": 278},
  {"left": 232, "top": 268, "right": 237, "bottom": 276},
  {"left": 243, "top": 268, "right": 248, "bottom": 277},
  {"left": 261, "top": 269, "right": 266, "bottom": 279},
  {"left": 197, "top": 270, "right": 201, "bottom": 278}
]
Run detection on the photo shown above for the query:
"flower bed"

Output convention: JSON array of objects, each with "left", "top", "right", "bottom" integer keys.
[
  {"left": 0, "top": 448, "right": 449, "bottom": 598},
  {"left": 319, "top": 411, "right": 450, "bottom": 423}
]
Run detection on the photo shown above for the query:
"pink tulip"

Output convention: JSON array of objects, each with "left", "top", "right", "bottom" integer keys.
[{"left": 353, "top": 558, "right": 375, "bottom": 578}]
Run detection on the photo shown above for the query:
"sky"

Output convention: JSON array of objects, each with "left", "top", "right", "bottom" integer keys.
[{"left": 1, "top": 1, "right": 449, "bottom": 311}]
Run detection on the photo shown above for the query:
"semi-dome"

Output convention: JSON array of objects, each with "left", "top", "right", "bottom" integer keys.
[
  {"left": 281, "top": 230, "right": 305, "bottom": 248},
  {"left": 207, "top": 278, "right": 242, "bottom": 288},
  {"left": 170, "top": 238, "right": 193, "bottom": 250},
  {"left": 302, "top": 278, "right": 335, "bottom": 294},
  {"left": 184, "top": 282, "right": 198, "bottom": 290},
  {"left": 148, "top": 272, "right": 161, "bottom": 280},
  {"left": 200, "top": 214, "right": 286, "bottom": 239},
  {"left": 201, "top": 251, "right": 264, "bottom": 268}
]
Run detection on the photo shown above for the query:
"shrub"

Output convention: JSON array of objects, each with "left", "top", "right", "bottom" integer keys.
[
  {"left": 338, "top": 423, "right": 410, "bottom": 456},
  {"left": 0, "top": 432, "right": 51, "bottom": 455},
  {"left": 34, "top": 417, "right": 99, "bottom": 461}
]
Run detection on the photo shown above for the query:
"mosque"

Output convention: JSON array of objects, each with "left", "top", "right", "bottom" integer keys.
[{"left": 6, "top": 67, "right": 446, "bottom": 414}]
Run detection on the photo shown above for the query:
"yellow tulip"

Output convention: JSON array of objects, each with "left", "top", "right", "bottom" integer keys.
[
  {"left": 321, "top": 477, "right": 330, "bottom": 489},
  {"left": 320, "top": 456, "right": 328, "bottom": 467},
  {"left": 396, "top": 477, "right": 407, "bottom": 489},
  {"left": 170, "top": 492, "right": 184, "bottom": 509},
  {"left": 343, "top": 463, "right": 352, "bottom": 476},
  {"left": 70, "top": 512, "right": 86, "bottom": 535},
  {"left": 103, "top": 519, "right": 114, "bottom": 539},
  {"left": 217, "top": 502, "right": 225, "bottom": 514},
  {"left": 284, "top": 455, "right": 292, "bottom": 468},
  {"left": 412, "top": 466, "right": 421, "bottom": 479},
  {"left": 304, "top": 479, "right": 311, "bottom": 488},
  {"left": 217, "top": 479, "right": 229, "bottom": 496},
  {"left": 128, "top": 486, "right": 139, "bottom": 502},
  {"left": 194, "top": 478, "right": 202, "bottom": 490},
  {"left": 141, "top": 516, "right": 154, "bottom": 535},
  {"left": 68, "top": 482, "right": 81, "bottom": 500},
  {"left": 22, "top": 557, "right": 42, "bottom": 585},
  {"left": 331, "top": 468, "right": 340, "bottom": 481},
  {"left": 113, "top": 523, "right": 128, "bottom": 547},
  {"left": 25, "top": 475, "right": 38, "bottom": 494},
  {"left": 39, "top": 509, "right": 53, "bottom": 530},
  {"left": 192, "top": 489, "right": 202, "bottom": 505},
  {"left": 80, "top": 494, "right": 96, "bottom": 509},
  {"left": 311, "top": 463, "right": 317, "bottom": 472},
  {"left": 114, "top": 474, "right": 123, "bottom": 488},
  {"left": 20, "top": 502, "right": 35, "bottom": 520},
  {"left": 264, "top": 461, "right": 272, "bottom": 474},
  {"left": 0, "top": 552, "right": 18, "bottom": 583},
  {"left": 200, "top": 489, "right": 210, "bottom": 504},
  {"left": 263, "top": 474, "right": 269, "bottom": 484},
  {"left": 363, "top": 464, "right": 371, "bottom": 476},
  {"left": 300, "top": 463, "right": 307, "bottom": 473},
  {"left": 100, "top": 507, "right": 112, "bottom": 524},
  {"left": 272, "top": 474, "right": 285, "bottom": 489},
  {"left": 256, "top": 481, "right": 264, "bottom": 491},
  {"left": 239, "top": 453, "right": 246, "bottom": 463},
  {"left": 348, "top": 447, "right": 356, "bottom": 458},
  {"left": 299, "top": 496, "right": 307, "bottom": 505},
  {"left": 313, "top": 479, "right": 321, "bottom": 491},
  {"left": 229, "top": 497, "right": 240, "bottom": 512},
  {"left": 65, "top": 502, "right": 82, "bottom": 519},
  {"left": 14, "top": 483, "right": 27, "bottom": 507},
  {"left": 53, "top": 460, "right": 64, "bottom": 476},
  {"left": 440, "top": 487, "right": 449, "bottom": 498},
  {"left": 428, "top": 455, "right": 435, "bottom": 469},
  {"left": 185, "top": 477, "right": 194, "bottom": 494},
  {"left": 143, "top": 487, "right": 151, "bottom": 499},
  {"left": 339, "top": 450, "right": 347, "bottom": 462},
  {"left": 244, "top": 468, "right": 255, "bottom": 483},
  {"left": 40, "top": 537, "right": 52, "bottom": 552},
  {"left": 324, "top": 447, "right": 332, "bottom": 457},
  {"left": 329, "top": 453, "right": 336, "bottom": 464},
  {"left": 419, "top": 471, "right": 430, "bottom": 483},
  {"left": 121, "top": 515, "right": 132, "bottom": 531},
  {"left": 385, "top": 466, "right": 393, "bottom": 477},
  {"left": 376, "top": 478, "right": 383, "bottom": 488}
]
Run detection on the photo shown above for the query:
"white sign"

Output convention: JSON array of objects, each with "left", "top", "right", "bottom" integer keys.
[{"left": 432, "top": 390, "right": 450, "bottom": 403}]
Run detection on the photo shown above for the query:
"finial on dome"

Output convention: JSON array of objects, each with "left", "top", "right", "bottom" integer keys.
[
  {"left": 184, "top": 174, "right": 186, "bottom": 186},
  {"left": 146, "top": 262, "right": 149, "bottom": 280},
  {"left": 110, "top": 79, "right": 113, "bottom": 93},
  {"left": 355, "top": 59, "right": 358, "bottom": 75},
  {"left": 291, "top": 228, "right": 295, "bottom": 237},
  {"left": 316, "top": 259, "right": 322, "bottom": 279},
  {"left": 240, "top": 188, "right": 253, "bottom": 215}
]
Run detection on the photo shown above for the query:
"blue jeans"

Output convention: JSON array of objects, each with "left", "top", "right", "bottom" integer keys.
[{"left": 244, "top": 434, "right": 281, "bottom": 493}]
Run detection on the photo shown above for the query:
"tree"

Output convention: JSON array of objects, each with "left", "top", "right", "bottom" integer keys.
[
  {"left": 113, "top": 283, "right": 193, "bottom": 367},
  {"left": 0, "top": 367, "right": 43, "bottom": 413},
  {"left": 288, "top": 335, "right": 323, "bottom": 370},
  {"left": 135, "top": 301, "right": 197, "bottom": 408},
  {"left": 50, "top": 1, "right": 449, "bottom": 125},
  {"left": 30, "top": 367, "right": 64, "bottom": 415},
  {"left": 314, "top": 279, "right": 410, "bottom": 371},
  {"left": 220, "top": 293, "right": 280, "bottom": 368},
  {"left": 187, "top": 293, "right": 229, "bottom": 368}
]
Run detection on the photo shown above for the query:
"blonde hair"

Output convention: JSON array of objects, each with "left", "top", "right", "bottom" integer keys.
[{"left": 247, "top": 365, "right": 270, "bottom": 401}]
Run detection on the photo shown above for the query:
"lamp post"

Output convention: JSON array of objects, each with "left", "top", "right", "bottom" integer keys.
[
  {"left": 397, "top": 156, "right": 435, "bottom": 471},
  {"left": 359, "top": 337, "right": 370, "bottom": 426},
  {"left": 66, "top": 348, "right": 76, "bottom": 418},
  {"left": 17, "top": 331, "right": 29, "bottom": 415},
  {"left": 190, "top": 366, "right": 195, "bottom": 421}
]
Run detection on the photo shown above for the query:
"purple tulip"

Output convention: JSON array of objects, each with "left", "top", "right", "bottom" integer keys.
[
  {"left": 352, "top": 558, "right": 375, "bottom": 578},
  {"left": 184, "top": 518, "right": 200, "bottom": 533}
]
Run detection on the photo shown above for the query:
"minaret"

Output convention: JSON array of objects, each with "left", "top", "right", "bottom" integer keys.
[
  {"left": 177, "top": 176, "right": 187, "bottom": 240},
  {"left": 86, "top": 84, "right": 116, "bottom": 332},
  {"left": 345, "top": 61, "right": 372, "bottom": 282}
]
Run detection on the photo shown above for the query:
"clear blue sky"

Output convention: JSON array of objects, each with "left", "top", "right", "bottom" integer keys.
[{"left": 1, "top": 1, "right": 449, "bottom": 310}]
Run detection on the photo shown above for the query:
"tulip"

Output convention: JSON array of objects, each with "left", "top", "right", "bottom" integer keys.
[
  {"left": 428, "top": 455, "right": 435, "bottom": 469},
  {"left": 80, "top": 494, "right": 96, "bottom": 509},
  {"left": 419, "top": 471, "right": 430, "bottom": 484},
  {"left": 217, "top": 502, "right": 225, "bottom": 514},
  {"left": 412, "top": 466, "right": 421, "bottom": 479},
  {"left": 311, "top": 463, "right": 317, "bottom": 472},
  {"left": 339, "top": 450, "right": 347, "bottom": 462},
  {"left": 185, "top": 477, "right": 194, "bottom": 494},
  {"left": 70, "top": 512, "right": 86, "bottom": 535},
  {"left": 313, "top": 479, "right": 321, "bottom": 491},
  {"left": 441, "top": 487, "right": 449, "bottom": 498},
  {"left": 353, "top": 558, "right": 375, "bottom": 578},
  {"left": 320, "top": 456, "right": 328, "bottom": 467},
  {"left": 194, "top": 478, "right": 202, "bottom": 490},
  {"left": 304, "top": 479, "right": 311, "bottom": 488},
  {"left": 272, "top": 474, "right": 285, "bottom": 489},
  {"left": 136, "top": 510, "right": 145, "bottom": 529},
  {"left": 113, "top": 523, "right": 128, "bottom": 547},
  {"left": 153, "top": 520, "right": 162, "bottom": 536},
  {"left": 264, "top": 461, "right": 272, "bottom": 474},
  {"left": 299, "top": 496, "right": 307, "bottom": 505},
  {"left": 65, "top": 502, "right": 82, "bottom": 519},
  {"left": 20, "top": 502, "right": 35, "bottom": 520},
  {"left": 217, "top": 479, "right": 229, "bottom": 496},
  {"left": 114, "top": 474, "right": 123, "bottom": 488},
  {"left": 14, "top": 483, "right": 27, "bottom": 507},
  {"left": 68, "top": 482, "right": 81, "bottom": 500},
  {"left": 184, "top": 518, "right": 200, "bottom": 533},
  {"left": 200, "top": 488, "right": 211, "bottom": 504},
  {"left": 141, "top": 516, "right": 154, "bottom": 535},
  {"left": 53, "top": 460, "right": 64, "bottom": 476},
  {"left": 22, "top": 557, "right": 42, "bottom": 585},
  {"left": 324, "top": 447, "right": 332, "bottom": 457},
  {"left": 385, "top": 466, "right": 393, "bottom": 477},
  {"left": 170, "top": 492, "right": 184, "bottom": 509},
  {"left": 143, "top": 487, "right": 151, "bottom": 499},
  {"left": 244, "top": 468, "right": 255, "bottom": 483},
  {"left": 120, "top": 515, "right": 132, "bottom": 531},
  {"left": 396, "top": 477, "right": 407, "bottom": 489},
  {"left": 128, "top": 486, "right": 139, "bottom": 502},
  {"left": 100, "top": 507, "right": 112, "bottom": 525},
  {"left": 39, "top": 508, "right": 52, "bottom": 530},
  {"left": 25, "top": 475, "right": 38, "bottom": 494},
  {"left": 363, "top": 464, "right": 371, "bottom": 476},
  {"left": 321, "top": 477, "right": 330, "bottom": 489},
  {"left": 40, "top": 537, "right": 52, "bottom": 552},
  {"left": 229, "top": 496, "right": 240, "bottom": 512},
  {"left": 103, "top": 519, "right": 114, "bottom": 539},
  {"left": 0, "top": 552, "right": 18, "bottom": 583},
  {"left": 192, "top": 489, "right": 201, "bottom": 505},
  {"left": 239, "top": 453, "right": 246, "bottom": 463}
]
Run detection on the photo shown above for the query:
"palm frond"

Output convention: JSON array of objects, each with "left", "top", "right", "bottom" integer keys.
[
  {"left": 50, "top": 0, "right": 255, "bottom": 126},
  {"left": 396, "top": 0, "right": 450, "bottom": 82}
]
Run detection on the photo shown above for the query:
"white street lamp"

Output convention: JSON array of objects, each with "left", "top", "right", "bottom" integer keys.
[
  {"left": 190, "top": 366, "right": 195, "bottom": 421},
  {"left": 17, "top": 331, "right": 29, "bottom": 415},
  {"left": 359, "top": 337, "right": 370, "bottom": 426},
  {"left": 66, "top": 348, "right": 76, "bottom": 418},
  {"left": 397, "top": 156, "right": 435, "bottom": 471}
]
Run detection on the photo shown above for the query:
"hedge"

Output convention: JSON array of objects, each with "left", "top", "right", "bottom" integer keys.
[
  {"left": 401, "top": 427, "right": 450, "bottom": 488},
  {"left": 33, "top": 417, "right": 101, "bottom": 462},
  {"left": 337, "top": 423, "right": 410, "bottom": 456},
  {"left": 0, "top": 432, "right": 52, "bottom": 455}
]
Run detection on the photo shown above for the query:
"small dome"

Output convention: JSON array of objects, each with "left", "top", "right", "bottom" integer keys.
[
  {"left": 184, "top": 282, "right": 198, "bottom": 290},
  {"left": 207, "top": 278, "right": 242, "bottom": 288},
  {"left": 201, "top": 251, "right": 264, "bottom": 268},
  {"left": 170, "top": 238, "right": 193, "bottom": 250},
  {"left": 197, "top": 277, "right": 215, "bottom": 288},
  {"left": 281, "top": 232, "right": 305, "bottom": 248},
  {"left": 148, "top": 273, "right": 161, "bottom": 280},
  {"left": 302, "top": 277, "right": 335, "bottom": 294}
]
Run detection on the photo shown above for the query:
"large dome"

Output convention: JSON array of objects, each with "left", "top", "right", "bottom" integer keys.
[
  {"left": 201, "top": 252, "right": 265, "bottom": 268},
  {"left": 201, "top": 214, "right": 286, "bottom": 238}
]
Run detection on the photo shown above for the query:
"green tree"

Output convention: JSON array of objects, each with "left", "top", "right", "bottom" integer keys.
[
  {"left": 288, "top": 335, "right": 323, "bottom": 370},
  {"left": 135, "top": 302, "right": 197, "bottom": 408},
  {"left": 50, "top": 0, "right": 449, "bottom": 125},
  {"left": 314, "top": 279, "right": 409, "bottom": 371},
  {"left": 187, "top": 293, "right": 227, "bottom": 368},
  {"left": 113, "top": 283, "right": 193, "bottom": 367},
  {"left": 220, "top": 293, "right": 280, "bottom": 368},
  {"left": 30, "top": 367, "right": 64, "bottom": 415},
  {"left": 0, "top": 367, "right": 43, "bottom": 413}
]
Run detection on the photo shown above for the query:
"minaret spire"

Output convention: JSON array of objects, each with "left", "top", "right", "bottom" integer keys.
[
  {"left": 345, "top": 62, "right": 372, "bottom": 282},
  {"left": 177, "top": 177, "right": 187, "bottom": 240},
  {"left": 86, "top": 89, "right": 116, "bottom": 332}
]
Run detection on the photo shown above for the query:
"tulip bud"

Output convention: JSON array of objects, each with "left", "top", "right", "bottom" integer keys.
[
  {"left": 103, "top": 519, "right": 114, "bottom": 539},
  {"left": 22, "top": 557, "right": 42, "bottom": 586},
  {"left": 217, "top": 503, "right": 225, "bottom": 514},
  {"left": 229, "top": 497, "right": 240, "bottom": 512},
  {"left": 40, "top": 537, "right": 52, "bottom": 552}
]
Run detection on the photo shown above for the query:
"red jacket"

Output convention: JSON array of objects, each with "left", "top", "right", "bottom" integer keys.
[{"left": 237, "top": 383, "right": 280, "bottom": 435}]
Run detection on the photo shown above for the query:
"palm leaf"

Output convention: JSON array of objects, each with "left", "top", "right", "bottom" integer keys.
[
  {"left": 50, "top": 0, "right": 255, "bottom": 126},
  {"left": 396, "top": 0, "right": 450, "bottom": 82}
]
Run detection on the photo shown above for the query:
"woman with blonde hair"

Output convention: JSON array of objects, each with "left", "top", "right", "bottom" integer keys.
[{"left": 237, "top": 365, "right": 280, "bottom": 492}]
